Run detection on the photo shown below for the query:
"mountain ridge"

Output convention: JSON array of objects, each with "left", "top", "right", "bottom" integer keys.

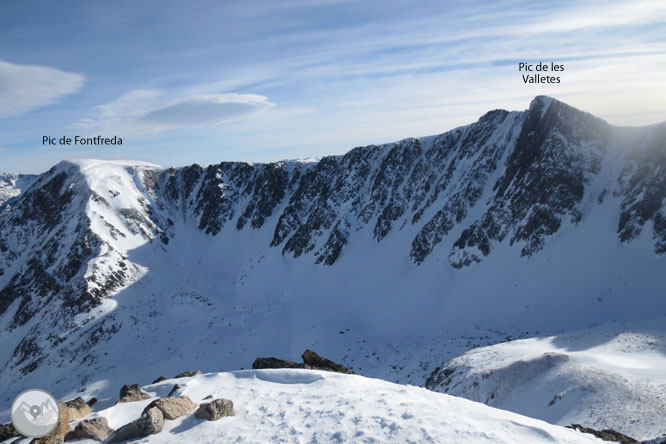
[{"left": 0, "top": 96, "right": 664, "bottom": 438}]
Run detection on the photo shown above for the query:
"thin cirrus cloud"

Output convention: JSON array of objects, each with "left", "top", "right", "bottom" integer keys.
[
  {"left": 75, "top": 90, "right": 275, "bottom": 136},
  {"left": 0, "top": 60, "right": 84, "bottom": 119}
]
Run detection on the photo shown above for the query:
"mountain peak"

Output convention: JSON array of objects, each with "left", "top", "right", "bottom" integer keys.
[{"left": 527, "top": 95, "right": 558, "bottom": 117}]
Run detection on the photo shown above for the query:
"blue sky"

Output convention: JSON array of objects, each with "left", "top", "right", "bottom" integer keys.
[{"left": 1, "top": 0, "right": 665, "bottom": 173}]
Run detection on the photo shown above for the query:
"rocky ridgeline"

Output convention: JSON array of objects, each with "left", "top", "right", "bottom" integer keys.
[{"left": 3, "top": 97, "right": 665, "bottom": 333}]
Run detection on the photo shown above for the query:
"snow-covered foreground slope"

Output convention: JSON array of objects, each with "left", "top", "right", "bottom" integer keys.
[
  {"left": 9, "top": 370, "right": 604, "bottom": 444},
  {"left": 427, "top": 317, "right": 666, "bottom": 441}
]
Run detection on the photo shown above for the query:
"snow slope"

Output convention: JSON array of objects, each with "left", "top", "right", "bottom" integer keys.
[
  {"left": 426, "top": 317, "right": 666, "bottom": 441},
  {"left": 7, "top": 369, "right": 605, "bottom": 444}
]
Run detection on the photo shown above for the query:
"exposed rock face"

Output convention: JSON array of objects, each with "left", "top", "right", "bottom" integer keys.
[
  {"left": 73, "top": 417, "right": 113, "bottom": 441},
  {"left": 252, "top": 357, "right": 310, "bottom": 370},
  {"left": 118, "top": 384, "right": 151, "bottom": 402},
  {"left": 174, "top": 370, "right": 202, "bottom": 378},
  {"left": 108, "top": 406, "right": 163, "bottom": 443},
  {"left": 64, "top": 396, "right": 92, "bottom": 419},
  {"left": 302, "top": 349, "right": 354, "bottom": 374},
  {"left": 195, "top": 399, "right": 235, "bottom": 421},
  {"left": 143, "top": 396, "right": 196, "bottom": 420},
  {"left": 568, "top": 424, "right": 641, "bottom": 444},
  {"left": 152, "top": 376, "right": 168, "bottom": 383}
]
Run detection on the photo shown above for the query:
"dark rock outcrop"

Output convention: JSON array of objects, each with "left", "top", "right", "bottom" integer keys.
[
  {"left": 252, "top": 357, "right": 310, "bottom": 370},
  {"left": 568, "top": 424, "right": 642, "bottom": 443},
  {"left": 195, "top": 398, "right": 235, "bottom": 421},
  {"left": 253, "top": 350, "right": 353, "bottom": 374},
  {"left": 152, "top": 375, "right": 168, "bottom": 383},
  {"left": 302, "top": 349, "right": 354, "bottom": 374}
]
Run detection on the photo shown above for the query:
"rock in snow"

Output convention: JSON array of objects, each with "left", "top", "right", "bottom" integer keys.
[
  {"left": 143, "top": 396, "right": 196, "bottom": 420},
  {"left": 64, "top": 396, "right": 93, "bottom": 419},
  {"left": 107, "top": 406, "right": 164, "bottom": 442},
  {"left": 252, "top": 356, "right": 310, "bottom": 370},
  {"left": 118, "top": 384, "right": 151, "bottom": 403},
  {"left": 301, "top": 349, "right": 354, "bottom": 374},
  {"left": 73, "top": 416, "right": 114, "bottom": 441},
  {"left": 173, "top": 370, "right": 202, "bottom": 378},
  {"left": 195, "top": 398, "right": 235, "bottom": 421},
  {"left": 569, "top": 424, "right": 642, "bottom": 444},
  {"left": 252, "top": 349, "right": 353, "bottom": 374}
]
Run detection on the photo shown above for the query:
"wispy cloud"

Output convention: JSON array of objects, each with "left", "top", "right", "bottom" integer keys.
[
  {"left": 75, "top": 90, "right": 274, "bottom": 136},
  {"left": 0, "top": 60, "right": 84, "bottom": 119},
  {"left": 2, "top": 0, "right": 666, "bottom": 173}
]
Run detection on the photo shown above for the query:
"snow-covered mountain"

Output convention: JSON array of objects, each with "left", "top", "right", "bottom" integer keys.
[{"left": 1, "top": 96, "right": 664, "bottom": 438}]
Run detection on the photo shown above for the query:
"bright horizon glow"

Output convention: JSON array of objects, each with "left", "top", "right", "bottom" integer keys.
[{"left": 1, "top": 0, "right": 665, "bottom": 173}]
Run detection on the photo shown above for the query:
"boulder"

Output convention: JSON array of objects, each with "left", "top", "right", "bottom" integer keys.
[
  {"left": 73, "top": 417, "right": 113, "bottom": 441},
  {"left": 195, "top": 399, "right": 234, "bottom": 421},
  {"left": 64, "top": 397, "right": 92, "bottom": 419},
  {"left": 143, "top": 396, "right": 196, "bottom": 420},
  {"left": 86, "top": 397, "right": 98, "bottom": 407},
  {"left": 32, "top": 402, "right": 69, "bottom": 444},
  {"left": 174, "top": 370, "right": 202, "bottom": 378},
  {"left": 252, "top": 357, "right": 310, "bottom": 370},
  {"left": 108, "top": 407, "right": 163, "bottom": 443},
  {"left": 118, "top": 384, "right": 151, "bottom": 402},
  {"left": 302, "top": 349, "right": 353, "bottom": 374},
  {"left": 152, "top": 376, "right": 168, "bottom": 383}
]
